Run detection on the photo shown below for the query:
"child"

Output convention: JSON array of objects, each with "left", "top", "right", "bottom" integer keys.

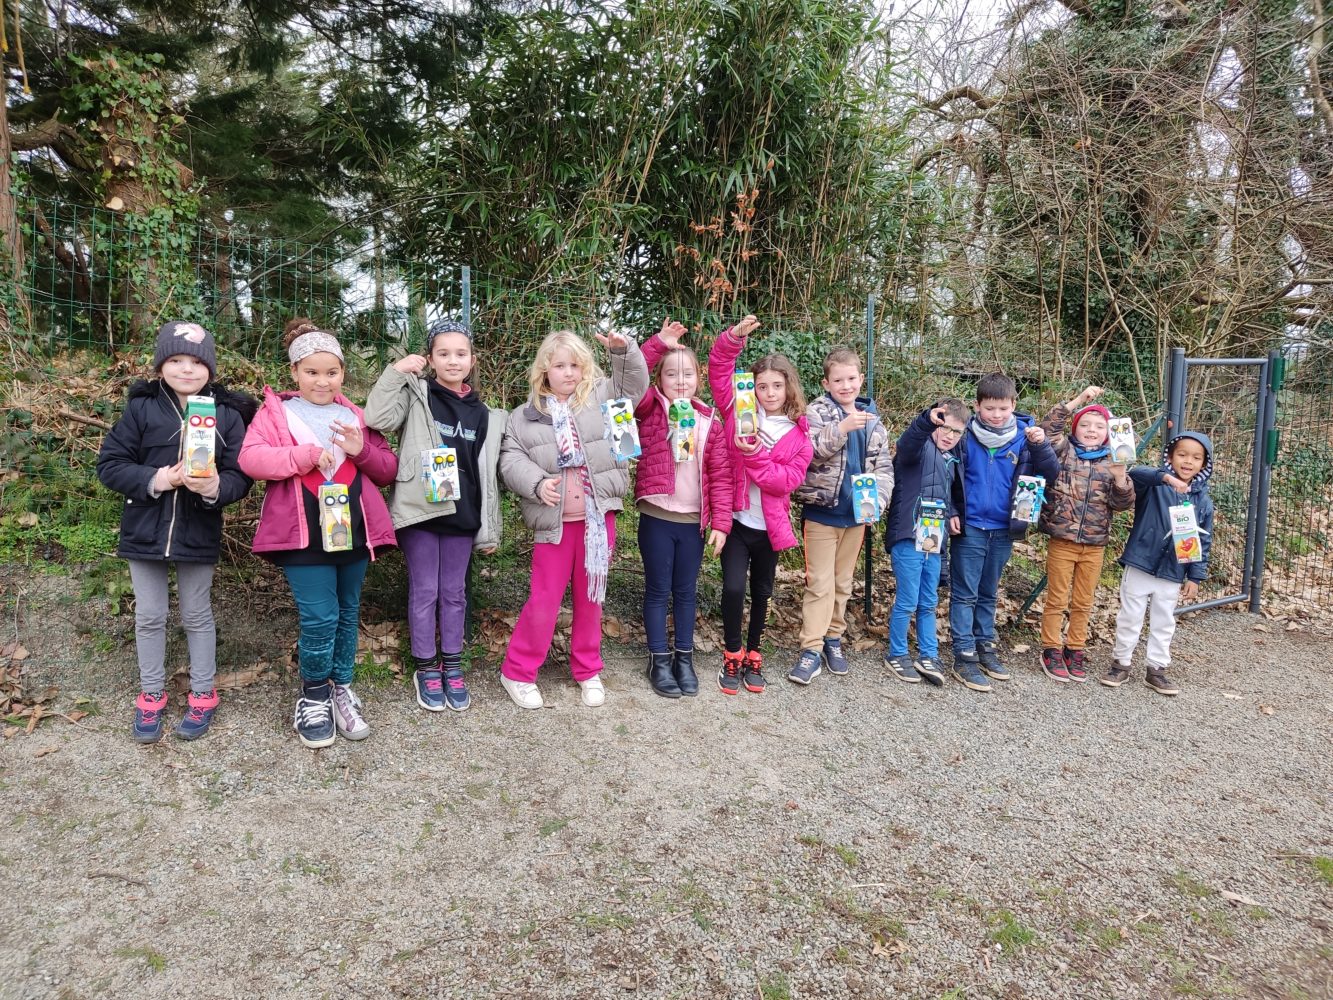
[
  {"left": 1105, "top": 432, "right": 1214, "bottom": 695},
  {"left": 708, "top": 315, "right": 813, "bottom": 695},
  {"left": 950, "top": 373, "right": 1059, "bottom": 692},
  {"left": 497, "top": 329, "right": 649, "bottom": 709},
  {"left": 97, "top": 321, "right": 256, "bottom": 742},
  {"left": 1036, "top": 385, "right": 1135, "bottom": 682},
  {"left": 239, "top": 319, "right": 398, "bottom": 748},
  {"left": 364, "top": 318, "right": 506, "bottom": 713},
  {"left": 881, "top": 399, "right": 967, "bottom": 686},
  {"left": 635, "top": 317, "right": 733, "bottom": 698},
  {"left": 790, "top": 347, "right": 893, "bottom": 684}
]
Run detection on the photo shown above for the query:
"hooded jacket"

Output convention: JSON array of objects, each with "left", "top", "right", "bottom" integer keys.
[
  {"left": 960, "top": 411, "right": 1061, "bottom": 538},
  {"left": 97, "top": 380, "right": 256, "bottom": 563},
  {"left": 1119, "top": 431, "right": 1215, "bottom": 584},
  {"left": 792, "top": 392, "right": 894, "bottom": 515},
  {"left": 1037, "top": 402, "right": 1136, "bottom": 546}
]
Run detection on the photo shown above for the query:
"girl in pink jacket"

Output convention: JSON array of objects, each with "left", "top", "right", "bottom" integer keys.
[
  {"left": 239, "top": 319, "right": 397, "bottom": 750},
  {"left": 634, "top": 317, "right": 734, "bottom": 699},
  {"left": 708, "top": 315, "right": 813, "bottom": 696}
]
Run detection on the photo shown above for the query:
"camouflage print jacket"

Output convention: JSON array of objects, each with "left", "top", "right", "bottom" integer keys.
[
  {"left": 1037, "top": 403, "right": 1136, "bottom": 546},
  {"left": 792, "top": 393, "right": 893, "bottom": 509}
]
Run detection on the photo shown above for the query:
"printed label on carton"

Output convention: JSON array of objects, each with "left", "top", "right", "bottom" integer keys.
[
  {"left": 669, "top": 398, "right": 697, "bottom": 463},
  {"left": 182, "top": 395, "right": 217, "bottom": 478},
  {"left": 1170, "top": 502, "right": 1203, "bottom": 563},
  {"left": 733, "top": 372, "right": 758, "bottom": 438},
  {"left": 601, "top": 397, "right": 641, "bottom": 461},
  {"left": 422, "top": 447, "right": 460, "bottom": 503},
  {"left": 914, "top": 497, "right": 947, "bottom": 553},
  {"left": 853, "top": 474, "right": 879, "bottom": 524},
  {"left": 319, "top": 483, "right": 353, "bottom": 552},
  {"left": 1011, "top": 475, "right": 1046, "bottom": 524},
  {"left": 1108, "top": 416, "right": 1136, "bottom": 464}
]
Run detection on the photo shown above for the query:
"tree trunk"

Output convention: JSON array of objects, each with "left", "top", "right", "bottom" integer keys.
[{"left": 0, "top": 83, "right": 33, "bottom": 335}]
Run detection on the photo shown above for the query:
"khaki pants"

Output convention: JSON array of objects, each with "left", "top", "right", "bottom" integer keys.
[
  {"left": 1040, "top": 538, "right": 1106, "bottom": 650},
  {"left": 799, "top": 521, "right": 866, "bottom": 651}
]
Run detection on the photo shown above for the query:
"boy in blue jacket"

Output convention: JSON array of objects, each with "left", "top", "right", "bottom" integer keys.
[
  {"left": 950, "top": 373, "right": 1059, "bottom": 692},
  {"left": 1104, "top": 432, "right": 1214, "bottom": 696}
]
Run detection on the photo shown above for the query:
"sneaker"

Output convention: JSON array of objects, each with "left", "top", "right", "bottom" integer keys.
[
  {"left": 1100, "top": 662, "right": 1131, "bottom": 688},
  {"left": 977, "top": 640, "right": 1011, "bottom": 681},
  {"left": 132, "top": 691, "right": 168, "bottom": 744},
  {"left": 442, "top": 667, "right": 471, "bottom": 711},
  {"left": 174, "top": 689, "right": 219, "bottom": 741},
  {"left": 500, "top": 673, "right": 544, "bottom": 710},
  {"left": 787, "top": 649, "right": 822, "bottom": 686},
  {"left": 916, "top": 656, "right": 945, "bottom": 687},
  {"left": 414, "top": 669, "right": 446, "bottom": 712},
  {"left": 822, "top": 637, "right": 849, "bottom": 676},
  {"left": 579, "top": 675, "right": 606, "bottom": 707},
  {"left": 952, "top": 650, "right": 992, "bottom": 692},
  {"left": 718, "top": 650, "right": 743, "bottom": 695},
  {"left": 885, "top": 654, "right": 920, "bottom": 684},
  {"left": 743, "top": 650, "right": 766, "bottom": 693},
  {"left": 1042, "top": 647, "right": 1070, "bottom": 683},
  {"left": 1145, "top": 668, "right": 1180, "bottom": 697},
  {"left": 293, "top": 682, "right": 336, "bottom": 749},
  {"left": 1064, "top": 648, "right": 1088, "bottom": 683},
  {"left": 333, "top": 684, "right": 371, "bottom": 740}
]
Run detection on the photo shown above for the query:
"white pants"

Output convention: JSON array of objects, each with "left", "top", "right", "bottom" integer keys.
[{"left": 1112, "top": 566, "right": 1180, "bottom": 669}]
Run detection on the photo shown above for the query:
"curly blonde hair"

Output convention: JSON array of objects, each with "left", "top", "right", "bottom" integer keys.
[{"left": 528, "top": 331, "right": 603, "bottom": 414}]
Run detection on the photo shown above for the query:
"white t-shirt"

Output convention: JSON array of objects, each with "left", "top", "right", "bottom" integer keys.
[{"left": 734, "top": 412, "right": 797, "bottom": 532}]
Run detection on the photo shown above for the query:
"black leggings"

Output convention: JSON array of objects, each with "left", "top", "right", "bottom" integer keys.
[{"left": 720, "top": 522, "right": 779, "bottom": 654}]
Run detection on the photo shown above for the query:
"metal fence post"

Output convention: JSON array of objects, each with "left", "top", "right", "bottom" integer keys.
[
  {"left": 1166, "top": 346, "right": 1186, "bottom": 436},
  {"left": 864, "top": 293, "right": 876, "bottom": 619},
  {"left": 461, "top": 265, "right": 471, "bottom": 329},
  {"left": 1248, "top": 350, "right": 1283, "bottom": 612}
]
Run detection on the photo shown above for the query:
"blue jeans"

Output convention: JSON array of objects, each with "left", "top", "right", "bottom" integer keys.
[
  {"left": 888, "top": 539, "right": 941, "bottom": 658},
  {"left": 637, "top": 513, "right": 706, "bottom": 652},
  {"left": 283, "top": 559, "right": 369, "bottom": 685},
  {"left": 948, "top": 527, "right": 1013, "bottom": 653}
]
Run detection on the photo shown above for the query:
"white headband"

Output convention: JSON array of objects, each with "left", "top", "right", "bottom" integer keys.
[{"left": 288, "top": 331, "right": 344, "bottom": 364}]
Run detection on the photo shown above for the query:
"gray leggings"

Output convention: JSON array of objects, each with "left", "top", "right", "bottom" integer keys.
[{"left": 128, "top": 560, "right": 217, "bottom": 692}]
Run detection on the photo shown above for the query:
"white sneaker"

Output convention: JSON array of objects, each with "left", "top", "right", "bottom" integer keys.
[
  {"left": 332, "top": 684, "right": 371, "bottom": 741},
  {"left": 578, "top": 675, "right": 606, "bottom": 708},
  {"left": 500, "top": 673, "right": 544, "bottom": 710}
]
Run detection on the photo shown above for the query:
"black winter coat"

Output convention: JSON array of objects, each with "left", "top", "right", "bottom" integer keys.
[{"left": 97, "top": 380, "right": 256, "bottom": 563}]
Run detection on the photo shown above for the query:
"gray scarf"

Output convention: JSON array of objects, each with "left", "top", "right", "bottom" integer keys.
[{"left": 969, "top": 414, "right": 1018, "bottom": 450}]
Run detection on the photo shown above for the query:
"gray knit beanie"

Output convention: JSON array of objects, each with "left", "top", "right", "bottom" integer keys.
[{"left": 153, "top": 321, "right": 217, "bottom": 378}]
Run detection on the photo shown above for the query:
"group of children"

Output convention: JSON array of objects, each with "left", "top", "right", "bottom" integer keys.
[{"left": 96, "top": 316, "right": 1214, "bottom": 748}]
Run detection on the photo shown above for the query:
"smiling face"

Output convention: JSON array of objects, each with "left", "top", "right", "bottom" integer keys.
[
  {"left": 544, "top": 348, "right": 584, "bottom": 402},
  {"left": 291, "top": 352, "right": 345, "bottom": 404},
  {"left": 1073, "top": 412, "right": 1109, "bottom": 448},
  {"left": 976, "top": 396, "right": 1016, "bottom": 428},
  {"left": 822, "top": 362, "right": 864, "bottom": 411},
  {"left": 1169, "top": 437, "right": 1207, "bottom": 481},
  {"left": 657, "top": 350, "right": 699, "bottom": 400},
  {"left": 755, "top": 369, "right": 789, "bottom": 416},
  {"left": 159, "top": 354, "right": 211, "bottom": 404},
  {"left": 430, "top": 332, "right": 474, "bottom": 392}
]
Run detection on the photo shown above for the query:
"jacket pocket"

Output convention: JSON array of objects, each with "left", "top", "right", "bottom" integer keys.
[
  {"left": 120, "top": 498, "right": 163, "bottom": 552},
  {"left": 395, "top": 450, "right": 420, "bottom": 484}
]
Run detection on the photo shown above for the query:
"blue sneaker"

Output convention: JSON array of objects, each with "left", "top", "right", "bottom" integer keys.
[
  {"left": 977, "top": 641, "right": 1011, "bottom": 681},
  {"left": 952, "top": 650, "right": 992, "bottom": 693},
  {"left": 885, "top": 654, "right": 920, "bottom": 683},
  {"left": 173, "top": 689, "right": 219, "bottom": 741},
  {"left": 915, "top": 656, "right": 945, "bottom": 687},
  {"left": 442, "top": 667, "right": 471, "bottom": 712},
  {"left": 414, "top": 669, "right": 446, "bottom": 712},
  {"left": 788, "top": 649, "right": 823, "bottom": 686},
  {"left": 133, "top": 691, "right": 168, "bottom": 744},
  {"left": 293, "top": 682, "right": 336, "bottom": 749},
  {"left": 822, "top": 637, "right": 849, "bottom": 676}
]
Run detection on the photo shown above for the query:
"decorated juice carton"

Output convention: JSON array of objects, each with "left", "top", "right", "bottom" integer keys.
[
  {"left": 1011, "top": 475, "right": 1046, "bottom": 524},
  {"left": 421, "top": 447, "right": 460, "bottom": 503},
  {"left": 914, "top": 498, "right": 947, "bottom": 553},
  {"left": 853, "top": 474, "right": 879, "bottom": 525},
  {"left": 733, "top": 371, "right": 758, "bottom": 438},
  {"left": 669, "top": 398, "right": 697, "bottom": 463},
  {"left": 602, "top": 397, "right": 641, "bottom": 461},
  {"left": 1170, "top": 501, "right": 1203, "bottom": 563},
  {"left": 1108, "top": 416, "right": 1136, "bottom": 464},
  {"left": 318, "top": 482, "right": 353, "bottom": 552},
  {"left": 182, "top": 395, "right": 217, "bottom": 478}
]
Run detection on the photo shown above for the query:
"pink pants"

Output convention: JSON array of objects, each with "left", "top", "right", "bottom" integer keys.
[{"left": 501, "top": 513, "right": 615, "bottom": 683}]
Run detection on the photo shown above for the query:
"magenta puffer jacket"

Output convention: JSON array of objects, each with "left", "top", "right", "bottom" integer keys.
[
  {"left": 707, "top": 327, "right": 813, "bottom": 552},
  {"left": 239, "top": 387, "right": 398, "bottom": 558},
  {"left": 633, "top": 335, "right": 734, "bottom": 537}
]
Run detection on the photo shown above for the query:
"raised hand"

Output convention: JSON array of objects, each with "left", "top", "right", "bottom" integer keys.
[
  {"left": 394, "top": 354, "right": 429, "bottom": 375},
  {"left": 1025, "top": 426, "right": 1046, "bottom": 445},
  {"left": 839, "top": 409, "right": 872, "bottom": 434},
  {"left": 595, "top": 331, "right": 632, "bottom": 352},
  {"left": 658, "top": 317, "right": 687, "bottom": 348},
  {"left": 732, "top": 314, "right": 760, "bottom": 340},
  {"left": 331, "top": 420, "right": 364, "bottom": 457}
]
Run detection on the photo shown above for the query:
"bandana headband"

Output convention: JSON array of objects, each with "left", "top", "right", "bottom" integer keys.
[{"left": 288, "top": 331, "right": 344, "bottom": 364}]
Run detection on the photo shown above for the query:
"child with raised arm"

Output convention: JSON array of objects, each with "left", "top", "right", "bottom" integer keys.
[
  {"left": 708, "top": 315, "right": 814, "bottom": 695},
  {"left": 498, "top": 330, "right": 649, "bottom": 709},
  {"left": 1105, "top": 432, "right": 1214, "bottom": 696},
  {"left": 364, "top": 319, "right": 506, "bottom": 713},
  {"left": 1036, "top": 385, "right": 1135, "bottom": 682},
  {"left": 634, "top": 318, "right": 733, "bottom": 698}
]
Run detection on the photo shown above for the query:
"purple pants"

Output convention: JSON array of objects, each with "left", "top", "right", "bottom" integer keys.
[
  {"left": 501, "top": 513, "right": 615, "bottom": 684},
  {"left": 399, "top": 527, "right": 474, "bottom": 658}
]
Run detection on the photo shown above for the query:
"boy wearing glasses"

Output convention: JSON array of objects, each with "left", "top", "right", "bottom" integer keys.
[{"left": 882, "top": 399, "right": 969, "bottom": 685}]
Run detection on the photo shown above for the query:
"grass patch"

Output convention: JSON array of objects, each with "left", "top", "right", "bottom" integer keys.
[
  {"left": 1168, "top": 869, "right": 1216, "bottom": 900},
  {"left": 1309, "top": 856, "right": 1333, "bottom": 887},
  {"left": 114, "top": 947, "right": 166, "bottom": 973},
  {"left": 987, "top": 909, "right": 1037, "bottom": 952},
  {"left": 833, "top": 844, "right": 860, "bottom": 869},
  {"left": 758, "top": 972, "right": 792, "bottom": 1000},
  {"left": 574, "top": 911, "right": 634, "bottom": 931},
  {"left": 538, "top": 817, "right": 569, "bottom": 838}
]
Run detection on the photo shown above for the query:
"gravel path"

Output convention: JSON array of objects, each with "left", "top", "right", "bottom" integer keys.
[{"left": 1, "top": 600, "right": 1330, "bottom": 999}]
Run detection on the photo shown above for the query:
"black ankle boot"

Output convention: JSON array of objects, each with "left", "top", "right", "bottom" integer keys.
[
  {"left": 673, "top": 649, "right": 699, "bottom": 696},
  {"left": 647, "top": 652, "right": 682, "bottom": 698}
]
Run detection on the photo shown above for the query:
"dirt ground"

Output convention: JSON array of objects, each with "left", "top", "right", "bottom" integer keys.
[{"left": 1, "top": 569, "right": 1331, "bottom": 1000}]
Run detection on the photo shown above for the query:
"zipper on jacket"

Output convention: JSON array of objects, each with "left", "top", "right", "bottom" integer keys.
[
  {"left": 163, "top": 490, "right": 179, "bottom": 558},
  {"left": 1075, "top": 459, "right": 1090, "bottom": 544}
]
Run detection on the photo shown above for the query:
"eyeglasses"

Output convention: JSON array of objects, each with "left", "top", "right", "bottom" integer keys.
[{"left": 937, "top": 426, "right": 965, "bottom": 437}]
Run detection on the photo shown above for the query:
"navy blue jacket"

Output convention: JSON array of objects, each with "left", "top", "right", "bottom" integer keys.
[
  {"left": 1119, "top": 431, "right": 1214, "bottom": 584},
  {"left": 97, "top": 380, "right": 256, "bottom": 563},
  {"left": 885, "top": 408, "right": 963, "bottom": 546},
  {"left": 960, "top": 412, "right": 1060, "bottom": 537}
]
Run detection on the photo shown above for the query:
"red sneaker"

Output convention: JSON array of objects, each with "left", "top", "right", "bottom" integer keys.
[{"left": 1041, "top": 648, "right": 1070, "bottom": 683}]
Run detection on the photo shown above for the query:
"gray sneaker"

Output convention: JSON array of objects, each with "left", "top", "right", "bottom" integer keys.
[{"left": 333, "top": 684, "right": 371, "bottom": 740}]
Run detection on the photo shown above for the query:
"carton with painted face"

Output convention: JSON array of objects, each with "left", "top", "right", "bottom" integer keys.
[
  {"left": 853, "top": 474, "right": 879, "bottom": 525},
  {"left": 1170, "top": 501, "right": 1203, "bottom": 563},
  {"left": 669, "top": 398, "right": 697, "bottom": 463},
  {"left": 914, "top": 497, "right": 947, "bottom": 553},
  {"left": 733, "top": 371, "right": 758, "bottom": 438},
  {"left": 1011, "top": 475, "right": 1046, "bottom": 524},
  {"left": 182, "top": 395, "right": 217, "bottom": 478},
  {"left": 421, "top": 447, "right": 460, "bottom": 503},
  {"left": 318, "top": 482, "right": 353, "bottom": 552},
  {"left": 602, "top": 397, "right": 641, "bottom": 461},
  {"left": 1108, "top": 416, "right": 1136, "bottom": 464}
]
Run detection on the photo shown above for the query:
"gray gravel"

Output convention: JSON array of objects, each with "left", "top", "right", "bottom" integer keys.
[{"left": 1, "top": 595, "right": 1331, "bottom": 999}]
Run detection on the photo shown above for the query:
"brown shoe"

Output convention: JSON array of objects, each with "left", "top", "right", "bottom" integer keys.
[
  {"left": 1144, "top": 668, "right": 1180, "bottom": 696},
  {"left": 1100, "top": 662, "right": 1131, "bottom": 688}
]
